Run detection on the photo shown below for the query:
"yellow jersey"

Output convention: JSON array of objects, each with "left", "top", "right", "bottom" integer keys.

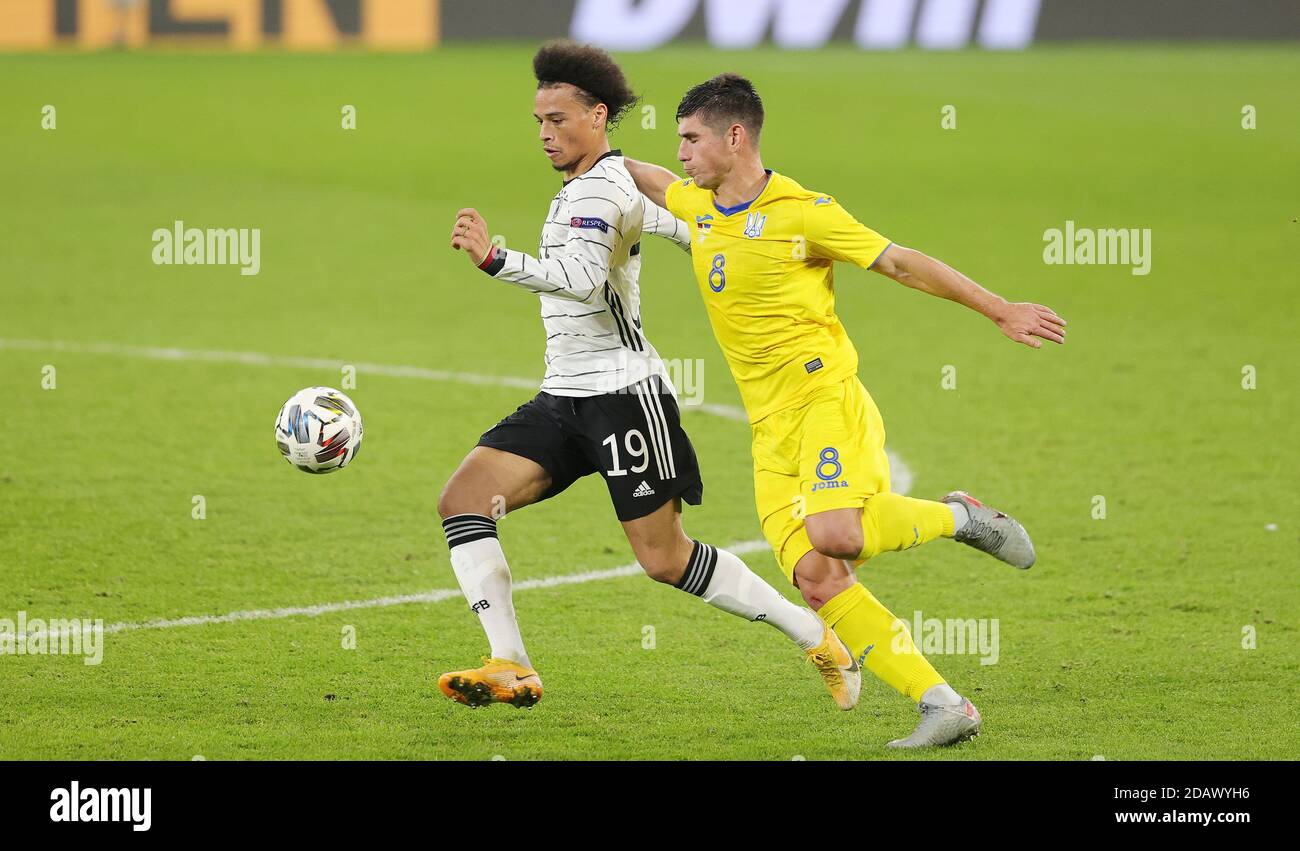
[{"left": 664, "top": 171, "right": 892, "bottom": 423}]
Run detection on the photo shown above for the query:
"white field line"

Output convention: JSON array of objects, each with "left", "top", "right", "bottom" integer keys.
[
  {"left": 24, "top": 541, "right": 773, "bottom": 642},
  {"left": 4, "top": 337, "right": 914, "bottom": 640},
  {"left": 0, "top": 337, "right": 539, "bottom": 390}
]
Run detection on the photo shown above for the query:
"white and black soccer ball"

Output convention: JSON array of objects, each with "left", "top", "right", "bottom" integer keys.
[{"left": 274, "top": 387, "right": 364, "bottom": 474}]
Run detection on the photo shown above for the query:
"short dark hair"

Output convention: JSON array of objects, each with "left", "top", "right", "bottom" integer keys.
[
  {"left": 533, "top": 40, "right": 638, "bottom": 130},
  {"left": 675, "top": 73, "right": 765, "bottom": 142}
]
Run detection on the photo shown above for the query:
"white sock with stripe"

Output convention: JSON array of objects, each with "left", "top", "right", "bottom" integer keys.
[
  {"left": 676, "top": 541, "right": 824, "bottom": 650},
  {"left": 441, "top": 514, "right": 531, "bottom": 669}
]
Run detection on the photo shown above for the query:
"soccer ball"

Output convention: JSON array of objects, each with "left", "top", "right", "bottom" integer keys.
[{"left": 274, "top": 387, "right": 364, "bottom": 474}]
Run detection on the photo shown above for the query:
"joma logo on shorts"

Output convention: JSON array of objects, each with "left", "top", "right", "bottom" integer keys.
[{"left": 810, "top": 479, "right": 849, "bottom": 492}]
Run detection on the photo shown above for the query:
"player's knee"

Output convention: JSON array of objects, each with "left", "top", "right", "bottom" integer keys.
[
  {"left": 797, "top": 574, "right": 848, "bottom": 611},
  {"left": 437, "top": 484, "right": 476, "bottom": 520},
  {"left": 633, "top": 534, "right": 690, "bottom": 585},
  {"left": 793, "top": 553, "right": 854, "bottom": 610},
  {"left": 806, "top": 521, "right": 863, "bottom": 561},
  {"left": 798, "top": 583, "right": 826, "bottom": 610},
  {"left": 638, "top": 548, "right": 685, "bottom": 585}
]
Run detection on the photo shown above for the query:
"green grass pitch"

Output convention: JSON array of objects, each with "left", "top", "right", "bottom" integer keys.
[{"left": 0, "top": 44, "right": 1296, "bottom": 760}]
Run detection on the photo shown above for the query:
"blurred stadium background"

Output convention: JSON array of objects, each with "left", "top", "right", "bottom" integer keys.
[
  {"left": 3, "top": 0, "right": 1299, "bottom": 49},
  {"left": 1, "top": 1, "right": 1296, "bottom": 760}
]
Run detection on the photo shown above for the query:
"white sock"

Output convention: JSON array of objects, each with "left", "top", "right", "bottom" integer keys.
[
  {"left": 676, "top": 541, "right": 824, "bottom": 650},
  {"left": 947, "top": 501, "right": 970, "bottom": 535},
  {"left": 442, "top": 514, "right": 531, "bottom": 668},
  {"left": 921, "top": 683, "right": 963, "bottom": 706}
]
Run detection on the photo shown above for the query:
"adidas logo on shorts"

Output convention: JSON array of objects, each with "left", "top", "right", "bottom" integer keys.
[{"left": 633, "top": 481, "right": 655, "bottom": 497}]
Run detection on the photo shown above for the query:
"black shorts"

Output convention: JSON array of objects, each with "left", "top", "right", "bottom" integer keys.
[{"left": 477, "top": 377, "right": 704, "bottom": 521}]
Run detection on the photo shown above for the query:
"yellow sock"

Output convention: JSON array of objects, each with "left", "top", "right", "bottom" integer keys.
[
  {"left": 858, "top": 493, "right": 955, "bottom": 561},
  {"left": 818, "top": 582, "right": 945, "bottom": 702}
]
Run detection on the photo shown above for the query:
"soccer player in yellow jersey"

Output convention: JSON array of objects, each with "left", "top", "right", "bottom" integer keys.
[{"left": 626, "top": 74, "right": 1067, "bottom": 747}]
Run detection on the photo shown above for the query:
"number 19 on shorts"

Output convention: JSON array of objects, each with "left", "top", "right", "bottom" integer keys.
[{"left": 602, "top": 430, "right": 649, "bottom": 477}]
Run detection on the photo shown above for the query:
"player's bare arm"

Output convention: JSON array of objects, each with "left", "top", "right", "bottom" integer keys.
[
  {"left": 871, "top": 244, "right": 1067, "bottom": 349},
  {"left": 623, "top": 157, "right": 679, "bottom": 209}
]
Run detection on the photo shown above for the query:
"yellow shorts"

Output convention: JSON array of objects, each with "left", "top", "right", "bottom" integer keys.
[{"left": 751, "top": 376, "right": 892, "bottom": 584}]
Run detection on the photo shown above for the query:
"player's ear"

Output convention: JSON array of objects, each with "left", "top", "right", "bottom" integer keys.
[
  {"left": 593, "top": 102, "right": 608, "bottom": 131},
  {"left": 729, "top": 123, "right": 744, "bottom": 151}
]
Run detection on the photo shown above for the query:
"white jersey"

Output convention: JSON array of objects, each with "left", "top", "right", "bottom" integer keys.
[{"left": 483, "top": 150, "right": 691, "bottom": 397}]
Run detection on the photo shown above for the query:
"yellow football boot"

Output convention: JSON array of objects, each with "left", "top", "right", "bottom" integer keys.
[
  {"left": 805, "top": 620, "right": 861, "bottom": 710},
  {"left": 438, "top": 657, "right": 543, "bottom": 709}
]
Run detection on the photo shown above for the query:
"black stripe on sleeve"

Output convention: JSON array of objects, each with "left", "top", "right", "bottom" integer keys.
[{"left": 483, "top": 247, "right": 508, "bottom": 276}]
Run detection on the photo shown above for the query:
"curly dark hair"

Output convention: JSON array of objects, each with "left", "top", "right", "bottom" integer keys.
[
  {"left": 533, "top": 40, "right": 639, "bottom": 130},
  {"left": 676, "top": 73, "right": 765, "bottom": 142}
]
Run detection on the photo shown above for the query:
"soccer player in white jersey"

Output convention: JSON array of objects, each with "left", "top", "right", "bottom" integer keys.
[{"left": 438, "top": 41, "right": 860, "bottom": 710}]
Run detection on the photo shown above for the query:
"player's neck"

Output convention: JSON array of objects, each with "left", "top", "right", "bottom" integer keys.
[
  {"left": 564, "top": 140, "right": 613, "bottom": 181},
  {"left": 713, "top": 159, "right": 769, "bottom": 210}
]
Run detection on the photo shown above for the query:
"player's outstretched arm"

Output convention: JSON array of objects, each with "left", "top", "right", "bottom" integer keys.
[
  {"left": 450, "top": 206, "right": 612, "bottom": 303},
  {"left": 640, "top": 195, "right": 691, "bottom": 253},
  {"left": 871, "top": 245, "right": 1067, "bottom": 349},
  {"left": 623, "top": 158, "right": 680, "bottom": 210}
]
